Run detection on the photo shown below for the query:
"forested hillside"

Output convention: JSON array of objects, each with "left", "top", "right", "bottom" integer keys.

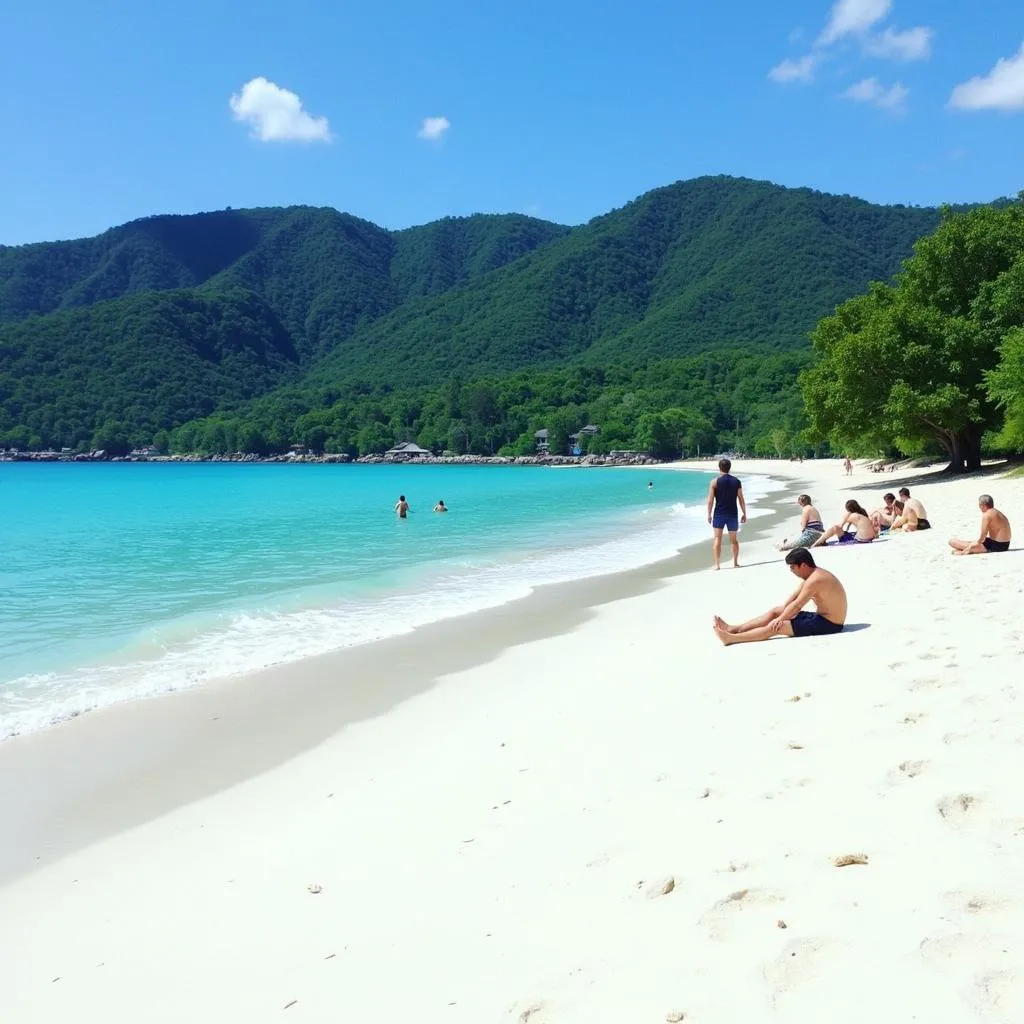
[{"left": 0, "top": 176, "right": 947, "bottom": 452}]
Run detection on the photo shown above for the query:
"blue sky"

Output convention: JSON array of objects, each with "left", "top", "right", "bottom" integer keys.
[{"left": 1, "top": 0, "right": 1022, "bottom": 245}]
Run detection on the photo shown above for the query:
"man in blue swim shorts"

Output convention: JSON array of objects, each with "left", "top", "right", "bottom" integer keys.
[
  {"left": 712, "top": 548, "right": 848, "bottom": 646},
  {"left": 706, "top": 457, "right": 748, "bottom": 570}
]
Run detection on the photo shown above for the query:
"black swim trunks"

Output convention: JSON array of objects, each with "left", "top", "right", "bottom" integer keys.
[
  {"left": 983, "top": 538, "right": 1010, "bottom": 552},
  {"left": 790, "top": 611, "right": 845, "bottom": 637},
  {"left": 917, "top": 518, "right": 931, "bottom": 530}
]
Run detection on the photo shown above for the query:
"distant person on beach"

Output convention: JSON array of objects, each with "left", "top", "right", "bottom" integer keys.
[
  {"left": 949, "top": 495, "right": 1012, "bottom": 554},
  {"left": 897, "top": 488, "right": 930, "bottom": 530},
  {"left": 712, "top": 547, "right": 847, "bottom": 645},
  {"left": 777, "top": 494, "right": 825, "bottom": 550},
  {"left": 706, "top": 458, "right": 747, "bottom": 570},
  {"left": 870, "top": 493, "right": 897, "bottom": 530},
  {"left": 433, "top": 499, "right": 448, "bottom": 512},
  {"left": 811, "top": 499, "right": 877, "bottom": 546},
  {"left": 843, "top": 456, "right": 853, "bottom": 476},
  {"left": 395, "top": 495, "right": 409, "bottom": 518}
]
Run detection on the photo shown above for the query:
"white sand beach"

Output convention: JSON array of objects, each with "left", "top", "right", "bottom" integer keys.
[{"left": 1, "top": 459, "right": 1023, "bottom": 1023}]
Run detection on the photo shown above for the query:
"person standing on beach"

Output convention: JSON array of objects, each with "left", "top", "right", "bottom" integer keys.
[
  {"left": 395, "top": 495, "right": 409, "bottom": 519},
  {"left": 843, "top": 455, "right": 853, "bottom": 476},
  {"left": 949, "top": 495, "right": 1012, "bottom": 554},
  {"left": 706, "top": 458, "right": 747, "bottom": 570}
]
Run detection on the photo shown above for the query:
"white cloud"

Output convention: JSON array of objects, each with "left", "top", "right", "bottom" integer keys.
[
  {"left": 417, "top": 116, "right": 451, "bottom": 141},
  {"left": 768, "top": 55, "right": 818, "bottom": 83},
  {"left": 843, "top": 76, "right": 909, "bottom": 110},
  {"left": 864, "top": 25, "right": 933, "bottom": 61},
  {"left": 818, "top": 0, "right": 891, "bottom": 46},
  {"left": 229, "top": 77, "right": 331, "bottom": 143},
  {"left": 949, "top": 43, "right": 1024, "bottom": 110}
]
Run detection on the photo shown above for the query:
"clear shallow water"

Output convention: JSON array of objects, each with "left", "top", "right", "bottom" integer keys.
[{"left": 0, "top": 463, "right": 751, "bottom": 739}]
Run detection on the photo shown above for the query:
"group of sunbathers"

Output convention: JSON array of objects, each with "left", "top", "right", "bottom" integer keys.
[{"left": 777, "top": 487, "right": 933, "bottom": 551}]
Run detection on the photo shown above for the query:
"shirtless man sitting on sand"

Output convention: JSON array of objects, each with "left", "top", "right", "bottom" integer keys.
[
  {"left": 897, "top": 487, "right": 930, "bottom": 530},
  {"left": 948, "top": 494, "right": 1012, "bottom": 555},
  {"left": 712, "top": 547, "right": 847, "bottom": 646}
]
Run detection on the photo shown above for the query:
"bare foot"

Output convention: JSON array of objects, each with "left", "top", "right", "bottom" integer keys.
[
  {"left": 733, "top": 560, "right": 740, "bottom": 569},
  {"left": 714, "top": 624, "right": 738, "bottom": 647},
  {"left": 712, "top": 615, "right": 736, "bottom": 633},
  {"left": 712, "top": 563, "right": 721, "bottom": 571}
]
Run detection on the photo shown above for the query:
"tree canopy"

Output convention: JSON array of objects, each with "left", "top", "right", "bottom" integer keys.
[{"left": 801, "top": 201, "right": 1024, "bottom": 471}]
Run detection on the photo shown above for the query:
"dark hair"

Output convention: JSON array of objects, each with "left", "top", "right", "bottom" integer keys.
[
  {"left": 979, "top": 493, "right": 994, "bottom": 508},
  {"left": 845, "top": 499, "right": 869, "bottom": 516},
  {"left": 883, "top": 492, "right": 895, "bottom": 503},
  {"left": 785, "top": 547, "right": 816, "bottom": 569},
  {"left": 893, "top": 500, "right": 904, "bottom": 512},
  {"left": 719, "top": 458, "right": 732, "bottom": 473},
  {"left": 438, "top": 498, "right": 444, "bottom": 503},
  {"left": 399, "top": 495, "right": 406, "bottom": 501},
  {"left": 797, "top": 493, "right": 812, "bottom": 505},
  {"left": 898, "top": 488, "right": 910, "bottom": 498}
]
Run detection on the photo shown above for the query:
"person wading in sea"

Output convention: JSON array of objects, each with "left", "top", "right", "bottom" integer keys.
[{"left": 706, "top": 457, "right": 747, "bottom": 570}]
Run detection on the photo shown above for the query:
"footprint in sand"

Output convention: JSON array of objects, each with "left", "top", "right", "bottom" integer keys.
[
  {"left": 942, "top": 891, "right": 1007, "bottom": 916},
  {"left": 894, "top": 759, "right": 927, "bottom": 780},
  {"left": 937, "top": 793, "right": 979, "bottom": 828},
  {"left": 761, "top": 936, "right": 835, "bottom": 1008},
  {"left": 699, "top": 887, "right": 783, "bottom": 940},
  {"left": 512, "top": 1002, "right": 547, "bottom": 1023}
]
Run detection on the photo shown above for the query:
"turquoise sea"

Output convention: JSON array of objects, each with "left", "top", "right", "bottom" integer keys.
[{"left": 1, "top": 463, "right": 756, "bottom": 739}]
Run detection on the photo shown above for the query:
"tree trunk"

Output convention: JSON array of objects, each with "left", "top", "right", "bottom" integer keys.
[{"left": 940, "top": 428, "right": 982, "bottom": 473}]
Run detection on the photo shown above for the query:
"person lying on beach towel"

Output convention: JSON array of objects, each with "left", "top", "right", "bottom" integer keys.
[
  {"left": 712, "top": 547, "right": 847, "bottom": 645},
  {"left": 949, "top": 494, "right": 1012, "bottom": 555},
  {"left": 810, "top": 500, "right": 877, "bottom": 546},
  {"left": 776, "top": 493, "right": 825, "bottom": 551}
]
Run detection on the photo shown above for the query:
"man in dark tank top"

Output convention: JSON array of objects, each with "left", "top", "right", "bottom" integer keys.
[{"left": 706, "top": 457, "right": 747, "bottom": 570}]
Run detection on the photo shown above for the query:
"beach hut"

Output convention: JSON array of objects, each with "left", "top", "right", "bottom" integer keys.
[{"left": 384, "top": 441, "right": 433, "bottom": 462}]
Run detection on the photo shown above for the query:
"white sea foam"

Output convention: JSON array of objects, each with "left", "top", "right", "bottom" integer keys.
[{"left": 0, "top": 475, "right": 779, "bottom": 740}]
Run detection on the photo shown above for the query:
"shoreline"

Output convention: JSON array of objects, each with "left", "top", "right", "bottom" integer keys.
[
  {"left": 0, "top": 469, "right": 795, "bottom": 884},
  {"left": 1, "top": 465, "right": 758, "bottom": 743}
]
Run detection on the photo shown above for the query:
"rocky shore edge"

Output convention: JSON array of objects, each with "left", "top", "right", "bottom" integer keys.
[{"left": 2, "top": 451, "right": 660, "bottom": 467}]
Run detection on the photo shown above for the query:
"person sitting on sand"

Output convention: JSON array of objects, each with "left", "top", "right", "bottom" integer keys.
[
  {"left": 810, "top": 500, "right": 877, "bottom": 546},
  {"left": 948, "top": 494, "right": 1012, "bottom": 555},
  {"left": 870, "top": 492, "right": 896, "bottom": 530},
  {"left": 433, "top": 499, "right": 448, "bottom": 513},
  {"left": 712, "top": 547, "right": 847, "bottom": 645},
  {"left": 897, "top": 488, "right": 930, "bottom": 530},
  {"left": 888, "top": 499, "right": 913, "bottom": 531},
  {"left": 777, "top": 494, "right": 825, "bottom": 550}
]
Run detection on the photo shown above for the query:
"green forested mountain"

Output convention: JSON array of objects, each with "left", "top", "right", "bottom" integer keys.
[{"left": 0, "top": 176, "right": 947, "bottom": 452}]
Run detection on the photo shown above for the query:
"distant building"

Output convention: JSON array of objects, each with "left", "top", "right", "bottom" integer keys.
[
  {"left": 534, "top": 429, "right": 549, "bottom": 453},
  {"left": 568, "top": 424, "right": 599, "bottom": 456},
  {"left": 385, "top": 441, "right": 433, "bottom": 461}
]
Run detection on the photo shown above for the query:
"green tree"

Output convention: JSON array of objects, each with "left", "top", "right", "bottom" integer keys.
[{"left": 802, "top": 203, "right": 1024, "bottom": 472}]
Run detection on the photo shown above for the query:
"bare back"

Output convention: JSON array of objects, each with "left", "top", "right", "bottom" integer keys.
[
  {"left": 846, "top": 512, "right": 875, "bottom": 541},
  {"left": 984, "top": 508, "right": 1012, "bottom": 543},
  {"left": 806, "top": 567, "right": 848, "bottom": 624}
]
